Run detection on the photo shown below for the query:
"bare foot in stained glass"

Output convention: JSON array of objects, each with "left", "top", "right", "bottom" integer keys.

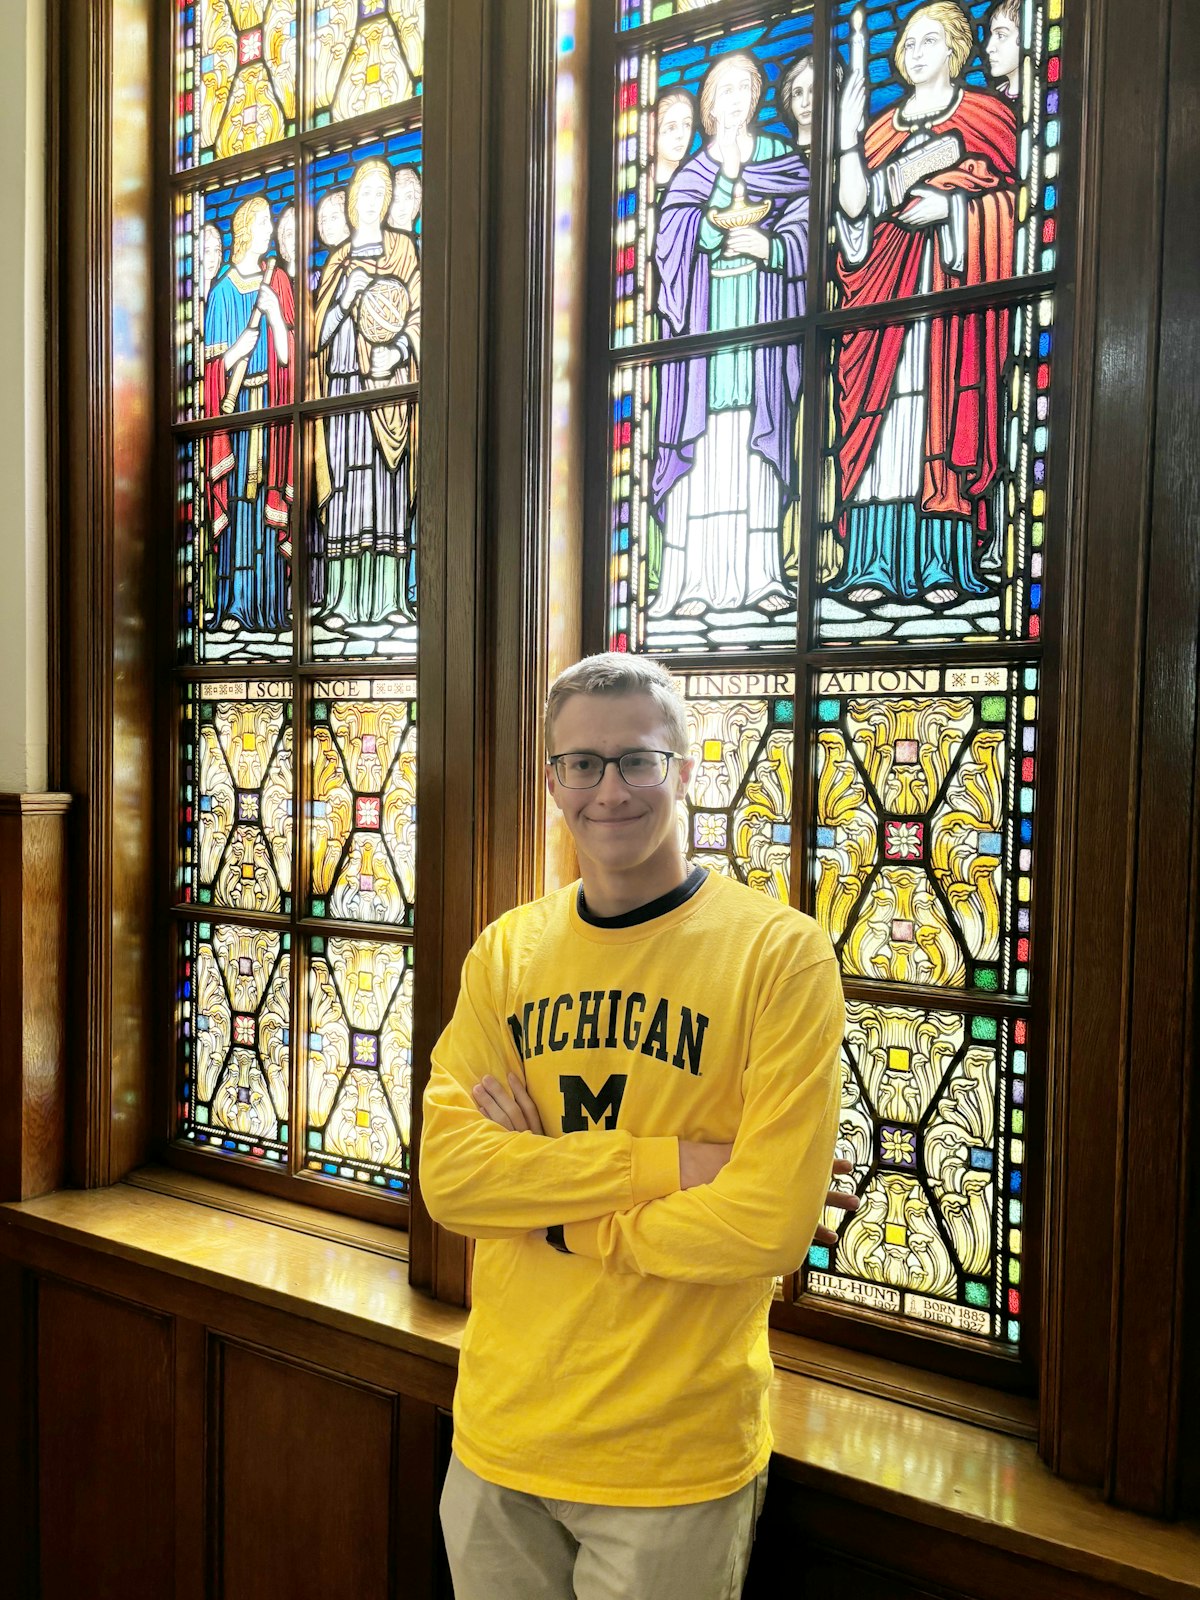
[
  {"left": 757, "top": 592, "right": 791, "bottom": 614},
  {"left": 676, "top": 599, "right": 707, "bottom": 618},
  {"left": 847, "top": 586, "right": 885, "bottom": 603},
  {"left": 926, "top": 588, "right": 957, "bottom": 605}
]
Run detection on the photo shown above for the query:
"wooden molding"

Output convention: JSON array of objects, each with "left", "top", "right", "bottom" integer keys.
[
  {"left": 58, "top": 0, "right": 155, "bottom": 1188},
  {"left": 0, "top": 793, "right": 70, "bottom": 1202}
]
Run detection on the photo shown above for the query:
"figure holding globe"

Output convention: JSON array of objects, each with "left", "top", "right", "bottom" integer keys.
[{"left": 313, "top": 156, "right": 421, "bottom": 629}]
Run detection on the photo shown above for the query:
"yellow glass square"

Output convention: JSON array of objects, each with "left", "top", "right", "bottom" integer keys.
[
  {"left": 356, "top": 1108, "right": 371, "bottom": 1127},
  {"left": 703, "top": 739, "right": 722, "bottom": 762},
  {"left": 240, "top": 863, "right": 255, "bottom": 880},
  {"left": 887, "top": 1047, "right": 911, "bottom": 1073},
  {"left": 241, "top": 732, "right": 256, "bottom": 751},
  {"left": 366, "top": 62, "right": 381, "bottom": 83},
  {"left": 884, "top": 1223, "right": 906, "bottom": 1246}
]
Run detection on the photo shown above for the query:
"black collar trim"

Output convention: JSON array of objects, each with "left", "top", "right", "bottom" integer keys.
[{"left": 577, "top": 865, "right": 708, "bottom": 929}]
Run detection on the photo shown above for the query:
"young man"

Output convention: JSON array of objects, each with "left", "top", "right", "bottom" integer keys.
[{"left": 421, "top": 654, "right": 848, "bottom": 1599}]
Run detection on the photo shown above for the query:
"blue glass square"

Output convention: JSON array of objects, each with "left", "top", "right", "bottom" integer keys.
[
  {"left": 808, "top": 1245, "right": 829, "bottom": 1270},
  {"left": 816, "top": 826, "right": 836, "bottom": 848},
  {"left": 970, "top": 1149, "right": 994, "bottom": 1171},
  {"left": 978, "top": 831, "right": 1002, "bottom": 854},
  {"left": 771, "top": 824, "right": 791, "bottom": 845}
]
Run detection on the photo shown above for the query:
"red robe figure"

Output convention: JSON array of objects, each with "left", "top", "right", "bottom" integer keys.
[
  {"left": 203, "top": 194, "right": 295, "bottom": 634},
  {"left": 831, "top": 2, "right": 1017, "bottom": 608}
]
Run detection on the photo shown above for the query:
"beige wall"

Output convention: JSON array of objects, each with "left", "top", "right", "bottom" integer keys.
[{"left": 0, "top": 0, "right": 47, "bottom": 793}]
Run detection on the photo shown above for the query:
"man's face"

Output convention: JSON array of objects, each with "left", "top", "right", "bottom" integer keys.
[
  {"left": 902, "top": 18, "right": 953, "bottom": 86},
  {"left": 986, "top": 14, "right": 1020, "bottom": 81},
  {"left": 277, "top": 210, "right": 296, "bottom": 268},
  {"left": 656, "top": 101, "right": 694, "bottom": 166},
  {"left": 546, "top": 692, "right": 692, "bottom": 883},
  {"left": 789, "top": 61, "right": 815, "bottom": 144}
]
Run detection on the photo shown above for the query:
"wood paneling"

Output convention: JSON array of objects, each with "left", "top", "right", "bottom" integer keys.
[
  {"left": 37, "top": 1279, "right": 174, "bottom": 1600},
  {"left": 0, "top": 794, "right": 70, "bottom": 1201},
  {"left": 0, "top": 1259, "right": 37, "bottom": 1598},
  {"left": 216, "top": 1340, "right": 396, "bottom": 1599}
]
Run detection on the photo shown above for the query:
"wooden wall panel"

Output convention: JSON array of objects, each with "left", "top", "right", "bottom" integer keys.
[
  {"left": 215, "top": 1340, "right": 397, "bottom": 1600},
  {"left": 0, "top": 1260, "right": 37, "bottom": 1598},
  {"left": 36, "top": 1279, "right": 174, "bottom": 1600},
  {"left": 0, "top": 795, "right": 70, "bottom": 1202}
]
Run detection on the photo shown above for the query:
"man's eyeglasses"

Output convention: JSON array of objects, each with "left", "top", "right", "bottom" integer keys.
[{"left": 548, "top": 750, "right": 682, "bottom": 789}]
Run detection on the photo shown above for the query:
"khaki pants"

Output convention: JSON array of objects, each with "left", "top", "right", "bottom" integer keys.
[{"left": 440, "top": 1452, "right": 768, "bottom": 1600}]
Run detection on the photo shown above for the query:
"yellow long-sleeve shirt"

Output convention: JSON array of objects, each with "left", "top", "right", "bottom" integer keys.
[{"left": 420, "top": 871, "right": 843, "bottom": 1506}]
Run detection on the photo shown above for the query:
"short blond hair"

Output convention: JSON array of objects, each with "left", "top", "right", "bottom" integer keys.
[
  {"left": 347, "top": 157, "right": 394, "bottom": 228},
  {"left": 545, "top": 654, "right": 688, "bottom": 755},
  {"left": 699, "top": 53, "right": 764, "bottom": 137},
  {"left": 896, "top": 2, "right": 975, "bottom": 83}
]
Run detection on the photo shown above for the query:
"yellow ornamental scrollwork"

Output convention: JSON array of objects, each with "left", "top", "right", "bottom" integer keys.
[
  {"left": 842, "top": 865, "right": 965, "bottom": 987},
  {"left": 837, "top": 1172, "right": 956, "bottom": 1298},
  {"left": 924, "top": 1046, "right": 997, "bottom": 1276},
  {"left": 930, "top": 729, "right": 1005, "bottom": 962},
  {"left": 813, "top": 729, "right": 876, "bottom": 942},
  {"left": 846, "top": 696, "right": 973, "bottom": 815}
]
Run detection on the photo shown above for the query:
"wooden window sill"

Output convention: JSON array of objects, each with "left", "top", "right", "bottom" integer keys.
[{"left": 2, "top": 1179, "right": 1196, "bottom": 1597}]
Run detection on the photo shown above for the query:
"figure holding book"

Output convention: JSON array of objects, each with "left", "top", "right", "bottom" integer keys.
[{"left": 831, "top": 1, "right": 1017, "bottom": 608}]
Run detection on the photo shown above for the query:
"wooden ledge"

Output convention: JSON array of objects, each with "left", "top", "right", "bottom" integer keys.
[
  {"left": 1, "top": 1180, "right": 1196, "bottom": 1598},
  {"left": 0, "top": 1177, "right": 464, "bottom": 1369}
]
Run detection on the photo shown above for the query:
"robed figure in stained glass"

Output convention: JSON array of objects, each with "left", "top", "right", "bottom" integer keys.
[
  {"left": 313, "top": 157, "right": 422, "bottom": 628},
  {"left": 831, "top": 2, "right": 1016, "bottom": 607},
  {"left": 650, "top": 53, "right": 809, "bottom": 621},
  {"left": 203, "top": 195, "right": 295, "bottom": 634}
]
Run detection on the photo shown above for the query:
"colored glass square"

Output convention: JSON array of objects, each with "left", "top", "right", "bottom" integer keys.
[
  {"left": 356, "top": 1107, "right": 371, "bottom": 1126},
  {"left": 886, "top": 1047, "right": 911, "bottom": 1073},
  {"left": 351, "top": 1031, "right": 378, "bottom": 1067},
  {"left": 816, "top": 826, "right": 836, "bottom": 848},
  {"left": 890, "top": 919, "right": 914, "bottom": 943},
  {"left": 978, "top": 830, "right": 1003, "bottom": 855},
  {"left": 884, "top": 820, "right": 923, "bottom": 860},
  {"left": 894, "top": 739, "right": 920, "bottom": 765},
  {"left": 702, "top": 739, "right": 722, "bottom": 762},
  {"left": 969, "top": 1148, "right": 994, "bottom": 1170},
  {"left": 884, "top": 1223, "right": 906, "bottom": 1247},
  {"left": 808, "top": 1245, "right": 829, "bottom": 1270},
  {"left": 879, "top": 1126, "right": 916, "bottom": 1167},
  {"left": 771, "top": 823, "right": 792, "bottom": 845},
  {"left": 980, "top": 697, "right": 1006, "bottom": 723},
  {"left": 355, "top": 796, "right": 382, "bottom": 830},
  {"left": 971, "top": 1016, "right": 998, "bottom": 1041},
  {"left": 236, "top": 792, "right": 260, "bottom": 822},
  {"left": 818, "top": 699, "right": 839, "bottom": 723},
  {"left": 965, "top": 1280, "right": 989, "bottom": 1307}
]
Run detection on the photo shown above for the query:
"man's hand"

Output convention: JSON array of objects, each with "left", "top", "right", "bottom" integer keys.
[
  {"left": 678, "top": 1140, "right": 733, "bottom": 1190},
  {"left": 471, "top": 1072, "right": 545, "bottom": 1135},
  {"left": 813, "top": 1156, "right": 861, "bottom": 1248}
]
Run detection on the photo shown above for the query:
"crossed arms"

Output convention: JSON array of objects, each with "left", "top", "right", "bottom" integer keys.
[{"left": 419, "top": 951, "right": 855, "bottom": 1286}]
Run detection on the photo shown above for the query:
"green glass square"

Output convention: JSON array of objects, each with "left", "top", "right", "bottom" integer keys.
[
  {"left": 199, "top": 888, "right": 211, "bottom": 905},
  {"left": 308, "top": 1131, "right": 322, "bottom": 1150},
  {"left": 195, "top": 1106, "right": 209, "bottom": 1125},
  {"left": 312, "top": 898, "right": 326, "bottom": 918},
  {"left": 974, "top": 967, "right": 999, "bottom": 991},
  {"left": 980, "top": 696, "right": 1006, "bottom": 723},
  {"left": 281, "top": 932, "right": 290, "bottom": 951},
  {"left": 970, "top": 1015, "right": 998, "bottom": 1041},
  {"left": 817, "top": 698, "right": 840, "bottom": 723},
  {"left": 1012, "top": 1109, "right": 1025, "bottom": 1134},
  {"left": 773, "top": 698, "right": 795, "bottom": 726},
  {"left": 965, "top": 1280, "right": 989, "bottom": 1307},
  {"left": 315, "top": 702, "right": 328, "bottom": 722},
  {"left": 283, "top": 894, "right": 292, "bottom": 914},
  {"left": 280, "top": 1123, "right": 288, "bottom": 1143},
  {"left": 311, "top": 937, "right": 325, "bottom": 955},
  {"left": 199, "top": 922, "right": 211, "bottom": 938}
]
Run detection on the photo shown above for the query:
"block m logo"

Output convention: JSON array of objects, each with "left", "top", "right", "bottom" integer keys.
[{"left": 559, "top": 1074, "right": 627, "bottom": 1132}]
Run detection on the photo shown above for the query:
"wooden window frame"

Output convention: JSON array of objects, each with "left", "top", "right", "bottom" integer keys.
[{"left": 37, "top": 0, "right": 1198, "bottom": 1519}]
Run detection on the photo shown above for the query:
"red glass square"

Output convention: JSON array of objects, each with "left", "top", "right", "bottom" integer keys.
[{"left": 355, "top": 796, "right": 381, "bottom": 830}]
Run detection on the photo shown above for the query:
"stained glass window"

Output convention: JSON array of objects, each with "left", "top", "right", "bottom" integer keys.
[
  {"left": 681, "top": 668, "right": 796, "bottom": 899},
  {"left": 309, "top": 681, "right": 417, "bottom": 924},
  {"left": 172, "top": 1, "right": 423, "bottom": 1208},
  {"left": 601, "top": 0, "right": 1069, "bottom": 1361},
  {"left": 308, "top": 0, "right": 425, "bottom": 127},
  {"left": 178, "top": 920, "right": 292, "bottom": 1161},
  {"left": 306, "top": 937, "right": 413, "bottom": 1189}
]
